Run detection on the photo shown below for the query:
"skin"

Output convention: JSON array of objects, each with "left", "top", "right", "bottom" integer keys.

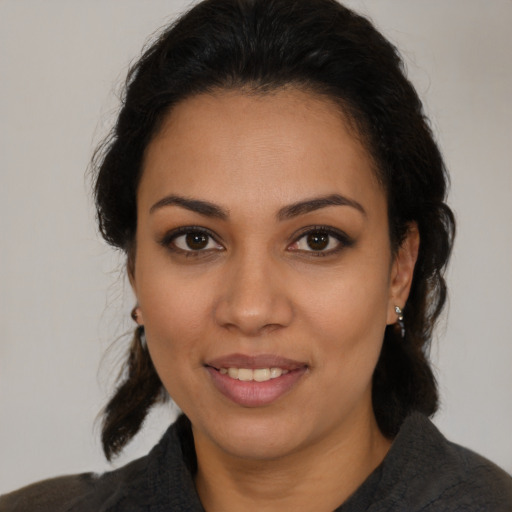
[{"left": 131, "top": 88, "right": 419, "bottom": 512}]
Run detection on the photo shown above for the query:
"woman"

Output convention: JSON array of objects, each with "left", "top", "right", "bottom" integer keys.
[{"left": 1, "top": 0, "right": 511, "bottom": 510}]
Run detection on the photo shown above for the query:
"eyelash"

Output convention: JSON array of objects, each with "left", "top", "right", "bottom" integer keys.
[
  {"left": 159, "top": 225, "right": 353, "bottom": 258},
  {"left": 159, "top": 226, "right": 222, "bottom": 258},
  {"left": 289, "top": 225, "right": 354, "bottom": 257}
]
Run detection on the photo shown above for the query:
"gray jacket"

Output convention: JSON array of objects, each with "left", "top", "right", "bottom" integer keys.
[{"left": 1, "top": 413, "right": 511, "bottom": 511}]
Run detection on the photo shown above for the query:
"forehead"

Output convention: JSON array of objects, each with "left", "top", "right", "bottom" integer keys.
[{"left": 139, "top": 88, "right": 383, "bottom": 217}]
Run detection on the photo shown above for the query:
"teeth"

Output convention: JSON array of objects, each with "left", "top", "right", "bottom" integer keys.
[
  {"left": 220, "top": 367, "right": 289, "bottom": 382},
  {"left": 238, "top": 368, "right": 253, "bottom": 381},
  {"left": 253, "top": 368, "right": 270, "bottom": 382}
]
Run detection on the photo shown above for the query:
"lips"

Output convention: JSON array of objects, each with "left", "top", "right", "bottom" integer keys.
[{"left": 205, "top": 353, "right": 308, "bottom": 407}]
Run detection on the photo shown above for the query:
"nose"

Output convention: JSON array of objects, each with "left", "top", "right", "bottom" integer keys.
[{"left": 214, "top": 249, "right": 294, "bottom": 336}]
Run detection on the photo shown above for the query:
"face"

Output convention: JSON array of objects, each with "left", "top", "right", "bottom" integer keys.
[{"left": 132, "top": 88, "right": 417, "bottom": 462}]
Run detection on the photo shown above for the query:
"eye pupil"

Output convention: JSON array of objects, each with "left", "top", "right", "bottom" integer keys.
[
  {"left": 307, "top": 232, "right": 329, "bottom": 251},
  {"left": 186, "top": 232, "right": 209, "bottom": 250}
]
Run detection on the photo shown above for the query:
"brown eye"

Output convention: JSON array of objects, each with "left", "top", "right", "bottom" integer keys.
[
  {"left": 288, "top": 227, "right": 351, "bottom": 255},
  {"left": 185, "top": 232, "right": 209, "bottom": 250},
  {"left": 306, "top": 232, "right": 329, "bottom": 251},
  {"left": 169, "top": 229, "right": 223, "bottom": 253}
]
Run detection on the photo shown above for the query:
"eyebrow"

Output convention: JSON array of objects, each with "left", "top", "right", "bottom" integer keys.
[
  {"left": 149, "top": 193, "right": 366, "bottom": 220},
  {"left": 277, "top": 194, "right": 366, "bottom": 220},
  {"left": 149, "top": 195, "right": 229, "bottom": 219}
]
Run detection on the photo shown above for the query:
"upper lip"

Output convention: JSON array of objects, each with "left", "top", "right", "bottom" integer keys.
[{"left": 205, "top": 353, "right": 308, "bottom": 371}]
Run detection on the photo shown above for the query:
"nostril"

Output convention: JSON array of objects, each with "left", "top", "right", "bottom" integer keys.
[{"left": 212, "top": 265, "right": 294, "bottom": 334}]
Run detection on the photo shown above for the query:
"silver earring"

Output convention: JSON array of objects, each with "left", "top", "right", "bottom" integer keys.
[
  {"left": 132, "top": 306, "right": 147, "bottom": 348},
  {"left": 394, "top": 305, "right": 405, "bottom": 338},
  {"left": 139, "top": 326, "right": 148, "bottom": 350}
]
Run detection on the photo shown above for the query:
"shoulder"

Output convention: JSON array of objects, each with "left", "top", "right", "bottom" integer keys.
[
  {"left": 377, "top": 413, "right": 512, "bottom": 511},
  {"left": 422, "top": 439, "right": 512, "bottom": 510},
  {"left": 0, "top": 455, "right": 149, "bottom": 512},
  {"left": 0, "top": 416, "right": 198, "bottom": 512},
  {"left": 0, "top": 473, "right": 97, "bottom": 512}
]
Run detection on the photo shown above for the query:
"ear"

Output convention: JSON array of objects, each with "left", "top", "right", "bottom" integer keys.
[
  {"left": 386, "top": 223, "right": 420, "bottom": 325},
  {"left": 127, "top": 253, "right": 145, "bottom": 325}
]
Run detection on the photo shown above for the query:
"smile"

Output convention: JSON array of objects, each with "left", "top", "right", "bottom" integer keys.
[
  {"left": 205, "top": 354, "right": 308, "bottom": 407},
  {"left": 219, "top": 367, "right": 289, "bottom": 382}
]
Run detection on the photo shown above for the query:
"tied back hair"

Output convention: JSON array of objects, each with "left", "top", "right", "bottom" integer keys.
[
  {"left": 101, "top": 326, "right": 166, "bottom": 460},
  {"left": 94, "top": 0, "right": 455, "bottom": 460}
]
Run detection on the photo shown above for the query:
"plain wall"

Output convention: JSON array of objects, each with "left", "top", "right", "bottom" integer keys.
[{"left": 1, "top": 0, "right": 511, "bottom": 493}]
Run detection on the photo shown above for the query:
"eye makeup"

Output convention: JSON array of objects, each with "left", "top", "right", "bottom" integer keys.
[{"left": 157, "top": 223, "right": 355, "bottom": 260}]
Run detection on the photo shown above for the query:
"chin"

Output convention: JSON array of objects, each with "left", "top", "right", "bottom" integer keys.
[
  {"left": 191, "top": 407, "right": 314, "bottom": 461},
  {"left": 219, "top": 427, "right": 304, "bottom": 461}
]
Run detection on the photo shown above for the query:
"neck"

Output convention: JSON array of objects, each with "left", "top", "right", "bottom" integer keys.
[{"left": 193, "top": 410, "right": 391, "bottom": 512}]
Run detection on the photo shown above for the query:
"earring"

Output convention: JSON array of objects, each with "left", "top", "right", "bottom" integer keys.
[
  {"left": 394, "top": 305, "right": 405, "bottom": 338},
  {"left": 131, "top": 306, "right": 141, "bottom": 324},
  {"left": 132, "top": 307, "right": 147, "bottom": 349},
  {"left": 138, "top": 325, "right": 148, "bottom": 350}
]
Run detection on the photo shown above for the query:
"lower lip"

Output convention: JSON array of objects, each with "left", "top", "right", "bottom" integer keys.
[{"left": 206, "top": 366, "right": 307, "bottom": 407}]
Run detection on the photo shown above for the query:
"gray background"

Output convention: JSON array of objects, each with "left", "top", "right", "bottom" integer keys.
[{"left": 1, "top": 0, "right": 511, "bottom": 493}]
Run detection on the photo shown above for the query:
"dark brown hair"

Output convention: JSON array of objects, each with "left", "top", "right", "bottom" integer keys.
[{"left": 94, "top": 0, "right": 455, "bottom": 461}]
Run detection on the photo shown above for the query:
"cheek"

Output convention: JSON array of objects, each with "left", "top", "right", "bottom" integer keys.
[
  {"left": 298, "top": 260, "right": 391, "bottom": 375},
  {"left": 139, "top": 277, "right": 213, "bottom": 408},
  {"left": 140, "top": 278, "right": 212, "bottom": 349},
  {"left": 303, "top": 264, "right": 390, "bottom": 335},
  {"left": 134, "top": 250, "right": 217, "bottom": 379}
]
